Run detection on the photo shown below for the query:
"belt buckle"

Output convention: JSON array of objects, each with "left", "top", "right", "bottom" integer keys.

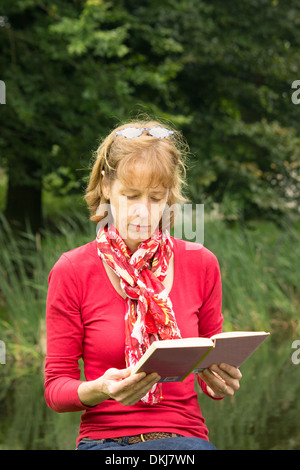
[{"left": 140, "top": 433, "right": 145, "bottom": 442}]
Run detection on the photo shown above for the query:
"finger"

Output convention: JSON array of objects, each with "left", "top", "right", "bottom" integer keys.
[
  {"left": 118, "top": 372, "right": 160, "bottom": 397},
  {"left": 219, "top": 363, "right": 243, "bottom": 379},
  {"left": 126, "top": 372, "right": 160, "bottom": 396},
  {"left": 122, "top": 371, "right": 155, "bottom": 388},
  {"left": 210, "top": 364, "right": 241, "bottom": 391},
  {"left": 104, "top": 367, "right": 133, "bottom": 381},
  {"left": 199, "top": 368, "right": 233, "bottom": 397},
  {"left": 114, "top": 372, "right": 147, "bottom": 395},
  {"left": 102, "top": 370, "right": 146, "bottom": 398},
  {"left": 115, "top": 372, "right": 160, "bottom": 405}
]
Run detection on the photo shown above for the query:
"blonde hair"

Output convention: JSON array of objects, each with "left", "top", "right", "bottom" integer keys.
[{"left": 84, "top": 118, "right": 191, "bottom": 230}]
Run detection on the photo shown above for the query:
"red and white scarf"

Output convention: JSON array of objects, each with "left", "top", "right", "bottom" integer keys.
[{"left": 96, "top": 223, "right": 182, "bottom": 404}]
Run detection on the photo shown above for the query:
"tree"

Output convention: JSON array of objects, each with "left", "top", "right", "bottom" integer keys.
[
  {"left": 1, "top": 0, "right": 300, "bottom": 231},
  {"left": 0, "top": 0, "right": 184, "bottom": 233},
  {"left": 0, "top": 2, "right": 121, "bottom": 232},
  {"left": 163, "top": 0, "right": 300, "bottom": 222}
]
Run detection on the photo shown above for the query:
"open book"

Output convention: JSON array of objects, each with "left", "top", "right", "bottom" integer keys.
[{"left": 131, "top": 331, "right": 270, "bottom": 382}]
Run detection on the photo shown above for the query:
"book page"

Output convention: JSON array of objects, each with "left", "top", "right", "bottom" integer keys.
[
  {"left": 132, "top": 342, "right": 214, "bottom": 380},
  {"left": 211, "top": 331, "right": 268, "bottom": 339},
  {"left": 195, "top": 332, "right": 269, "bottom": 370}
]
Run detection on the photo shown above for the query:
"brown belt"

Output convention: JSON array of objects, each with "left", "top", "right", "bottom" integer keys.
[{"left": 111, "top": 432, "right": 182, "bottom": 444}]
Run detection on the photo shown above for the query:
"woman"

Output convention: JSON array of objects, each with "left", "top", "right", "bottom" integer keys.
[{"left": 44, "top": 119, "right": 242, "bottom": 450}]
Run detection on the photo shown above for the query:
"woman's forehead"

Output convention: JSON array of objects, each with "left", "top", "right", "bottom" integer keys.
[
  {"left": 116, "top": 168, "right": 168, "bottom": 192},
  {"left": 116, "top": 179, "right": 168, "bottom": 193},
  {"left": 113, "top": 149, "right": 174, "bottom": 191}
]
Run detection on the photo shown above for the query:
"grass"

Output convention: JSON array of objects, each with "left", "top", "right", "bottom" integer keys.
[
  {"left": 196, "top": 217, "right": 300, "bottom": 450},
  {"left": 0, "top": 206, "right": 300, "bottom": 449}
]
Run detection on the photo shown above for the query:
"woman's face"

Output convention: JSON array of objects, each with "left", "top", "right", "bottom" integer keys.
[{"left": 104, "top": 176, "right": 169, "bottom": 253}]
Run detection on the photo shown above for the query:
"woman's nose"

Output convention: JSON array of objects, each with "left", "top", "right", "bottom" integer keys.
[
  {"left": 130, "top": 198, "right": 151, "bottom": 219},
  {"left": 134, "top": 202, "right": 149, "bottom": 218}
]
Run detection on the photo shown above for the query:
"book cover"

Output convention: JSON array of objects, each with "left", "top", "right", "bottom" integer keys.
[{"left": 131, "top": 331, "right": 269, "bottom": 382}]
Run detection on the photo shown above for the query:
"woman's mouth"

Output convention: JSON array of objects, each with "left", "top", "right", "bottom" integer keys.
[{"left": 130, "top": 224, "right": 150, "bottom": 231}]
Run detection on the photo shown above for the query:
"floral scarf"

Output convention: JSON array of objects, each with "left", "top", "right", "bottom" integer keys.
[{"left": 96, "top": 223, "right": 182, "bottom": 405}]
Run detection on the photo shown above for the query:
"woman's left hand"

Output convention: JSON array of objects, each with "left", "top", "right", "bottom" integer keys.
[{"left": 198, "top": 363, "right": 242, "bottom": 399}]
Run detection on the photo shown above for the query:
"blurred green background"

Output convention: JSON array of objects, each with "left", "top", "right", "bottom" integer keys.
[{"left": 0, "top": 0, "right": 300, "bottom": 450}]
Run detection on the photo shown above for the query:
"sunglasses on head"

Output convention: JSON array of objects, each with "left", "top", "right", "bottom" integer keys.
[{"left": 114, "top": 126, "right": 174, "bottom": 140}]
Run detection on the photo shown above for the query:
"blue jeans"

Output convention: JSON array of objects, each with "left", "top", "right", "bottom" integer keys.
[{"left": 76, "top": 436, "right": 217, "bottom": 450}]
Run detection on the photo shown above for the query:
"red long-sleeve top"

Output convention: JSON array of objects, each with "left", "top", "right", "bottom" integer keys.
[{"left": 44, "top": 236, "right": 223, "bottom": 447}]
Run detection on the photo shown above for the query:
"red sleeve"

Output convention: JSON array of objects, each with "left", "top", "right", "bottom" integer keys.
[
  {"left": 44, "top": 254, "right": 87, "bottom": 412},
  {"left": 196, "top": 251, "right": 224, "bottom": 400}
]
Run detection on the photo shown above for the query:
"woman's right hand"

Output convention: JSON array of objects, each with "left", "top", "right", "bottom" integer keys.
[{"left": 78, "top": 367, "right": 160, "bottom": 407}]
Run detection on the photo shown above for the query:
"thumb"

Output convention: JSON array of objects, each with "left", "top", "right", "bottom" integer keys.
[
  {"left": 121, "top": 367, "right": 132, "bottom": 377},
  {"left": 106, "top": 367, "right": 131, "bottom": 380}
]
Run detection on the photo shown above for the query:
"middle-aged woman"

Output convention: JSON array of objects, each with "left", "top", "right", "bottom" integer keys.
[{"left": 44, "top": 119, "right": 242, "bottom": 450}]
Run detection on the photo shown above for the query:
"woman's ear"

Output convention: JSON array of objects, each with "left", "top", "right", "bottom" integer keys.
[{"left": 101, "top": 171, "right": 110, "bottom": 200}]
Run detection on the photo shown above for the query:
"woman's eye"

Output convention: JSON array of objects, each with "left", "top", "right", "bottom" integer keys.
[{"left": 123, "top": 195, "right": 162, "bottom": 202}]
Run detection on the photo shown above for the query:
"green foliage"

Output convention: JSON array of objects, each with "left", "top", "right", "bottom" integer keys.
[
  {"left": 164, "top": 0, "right": 300, "bottom": 222},
  {"left": 1, "top": 1, "right": 300, "bottom": 448},
  {"left": 0, "top": 0, "right": 300, "bottom": 225},
  {"left": 201, "top": 348, "right": 300, "bottom": 450},
  {"left": 1, "top": 213, "right": 300, "bottom": 449},
  {"left": 43, "top": 166, "right": 81, "bottom": 196}
]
